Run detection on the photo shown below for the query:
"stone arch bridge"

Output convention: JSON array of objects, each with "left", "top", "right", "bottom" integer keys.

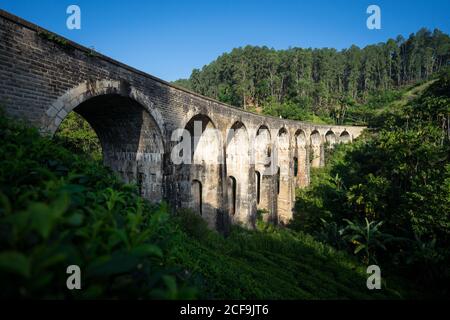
[{"left": 0, "top": 10, "right": 365, "bottom": 229}]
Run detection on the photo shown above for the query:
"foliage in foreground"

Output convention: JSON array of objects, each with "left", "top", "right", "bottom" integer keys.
[
  {"left": 0, "top": 112, "right": 194, "bottom": 299},
  {"left": 0, "top": 110, "right": 409, "bottom": 299}
]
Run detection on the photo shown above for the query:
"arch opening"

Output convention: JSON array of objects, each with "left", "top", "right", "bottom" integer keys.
[
  {"left": 226, "top": 121, "right": 251, "bottom": 223},
  {"left": 227, "top": 176, "right": 237, "bottom": 216},
  {"left": 340, "top": 131, "right": 351, "bottom": 143},
  {"left": 293, "top": 157, "right": 298, "bottom": 177},
  {"left": 310, "top": 130, "right": 322, "bottom": 168},
  {"left": 255, "top": 171, "right": 261, "bottom": 205},
  {"left": 325, "top": 130, "right": 337, "bottom": 147},
  {"left": 56, "top": 93, "right": 164, "bottom": 202},
  {"left": 276, "top": 166, "right": 281, "bottom": 195},
  {"left": 184, "top": 114, "right": 222, "bottom": 228},
  {"left": 55, "top": 112, "right": 102, "bottom": 161},
  {"left": 255, "top": 125, "right": 272, "bottom": 212}
]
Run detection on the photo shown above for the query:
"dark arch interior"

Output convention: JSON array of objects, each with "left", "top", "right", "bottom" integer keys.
[
  {"left": 58, "top": 94, "right": 164, "bottom": 202},
  {"left": 293, "top": 157, "right": 298, "bottom": 176},
  {"left": 278, "top": 127, "right": 288, "bottom": 137},
  {"left": 227, "top": 176, "right": 237, "bottom": 216},
  {"left": 276, "top": 167, "right": 281, "bottom": 194},
  {"left": 73, "top": 94, "right": 163, "bottom": 157},
  {"left": 255, "top": 171, "right": 261, "bottom": 204}
]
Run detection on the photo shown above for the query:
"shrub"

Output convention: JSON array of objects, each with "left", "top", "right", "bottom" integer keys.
[
  {"left": 0, "top": 110, "right": 196, "bottom": 299},
  {"left": 291, "top": 71, "right": 450, "bottom": 296}
]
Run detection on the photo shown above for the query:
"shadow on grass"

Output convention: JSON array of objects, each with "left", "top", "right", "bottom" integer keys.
[{"left": 172, "top": 209, "right": 405, "bottom": 300}]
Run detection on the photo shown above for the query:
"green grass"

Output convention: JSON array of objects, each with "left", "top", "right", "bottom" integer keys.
[{"left": 172, "top": 212, "right": 410, "bottom": 299}]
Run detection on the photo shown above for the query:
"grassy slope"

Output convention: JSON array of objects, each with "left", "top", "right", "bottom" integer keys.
[
  {"left": 173, "top": 215, "right": 409, "bottom": 299},
  {"left": 0, "top": 110, "right": 411, "bottom": 299},
  {"left": 373, "top": 80, "right": 435, "bottom": 117}
]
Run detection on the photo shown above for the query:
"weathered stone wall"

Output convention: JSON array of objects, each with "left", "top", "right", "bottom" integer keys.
[{"left": 0, "top": 10, "right": 365, "bottom": 230}]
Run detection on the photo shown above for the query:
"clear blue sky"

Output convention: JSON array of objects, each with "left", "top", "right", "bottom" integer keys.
[{"left": 1, "top": 0, "right": 449, "bottom": 81}]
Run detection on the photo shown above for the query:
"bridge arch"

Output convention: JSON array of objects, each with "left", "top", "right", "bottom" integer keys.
[
  {"left": 325, "top": 130, "right": 337, "bottom": 147},
  {"left": 310, "top": 130, "right": 323, "bottom": 168},
  {"left": 184, "top": 113, "right": 223, "bottom": 228},
  {"left": 254, "top": 124, "right": 273, "bottom": 215},
  {"left": 340, "top": 130, "right": 352, "bottom": 143},
  {"left": 45, "top": 80, "right": 166, "bottom": 202},
  {"left": 226, "top": 121, "right": 252, "bottom": 224},
  {"left": 43, "top": 79, "right": 166, "bottom": 138}
]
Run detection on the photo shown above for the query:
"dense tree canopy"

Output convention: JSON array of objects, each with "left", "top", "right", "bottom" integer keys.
[{"left": 173, "top": 28, "right": 450, "bottom": 125}]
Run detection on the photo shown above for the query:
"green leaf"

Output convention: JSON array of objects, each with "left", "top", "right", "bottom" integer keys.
[
  {"left": 28, "top": 203, "right": 55, "bottom": 239},
  {"left": 131, "top": 244, "right": 163, "bottom": 258},
  {"left": 2, "top": 211, "right": 31, "bottom": 234},
  {"left": 354, "top": 244, "right": 366, "bottom": 254},
  {"left": 163, "top": 275, "right": 177, "bottom": 296},
  {"left": 0, "top": 251, "right": 31, "bottom": 278},
  {"left": 66, "top": 213, "right": 84, "bottom": 226},
  {"left": 87, "top": 252, "right": 139, "bottom": 278},
  {"left": 0, "top": 192, "right": 11, "bottom": 215}
]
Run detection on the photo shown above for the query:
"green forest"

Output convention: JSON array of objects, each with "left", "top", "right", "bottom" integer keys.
[
  {"left": 0, "top": 28, "right": 449, "bottom": 299},
  {"left": 173, "top": 28, "right": 450, "bottom": 125},
  {"left": 0, "top": 108, "right": 410, "bottom": 299}
]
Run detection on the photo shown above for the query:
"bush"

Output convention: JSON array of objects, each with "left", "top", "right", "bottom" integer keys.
[
  {"left": 291, "top": 71, "right": 450, "bottom": 297},
  {"left": 0, "top": 110, "right": 196, "bottom": 299},
  {"left": 0, "top": 109, "right": 415, "bottom": 299},
  {"left": 55, "top": 112, "right": 102, "bottom": 161}
]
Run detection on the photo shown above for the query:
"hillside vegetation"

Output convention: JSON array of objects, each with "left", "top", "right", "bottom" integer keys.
[
  {"left": 291, "top": 69, "right": 450, "bottom": 297},
  {"left": 0, "top": 109, "right": 410, "bottom": 299},
  {"left": 173, "top": 28, "right": 450, "bottom": 125},
  {"left": 1, "top": 30, "right": 448, "bottom": 299}
]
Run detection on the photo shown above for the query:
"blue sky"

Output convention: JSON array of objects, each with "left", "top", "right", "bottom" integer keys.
[{"left": 1, "top": 0, "right": 449, "bottom": 81}]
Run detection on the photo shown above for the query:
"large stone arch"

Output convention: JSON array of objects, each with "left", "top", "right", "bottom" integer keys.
[
  {"left": 43, "top": 80, "right": 166, "bottom": 202},
  {"left": 226, "top": 121, "right": 253, "bottom": 225},
  {"left": 42, "top": 79, "right": 166, "bottom": 138},
  {"left": 183, "top": 114, "right": 223, "bottom": 228}
]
